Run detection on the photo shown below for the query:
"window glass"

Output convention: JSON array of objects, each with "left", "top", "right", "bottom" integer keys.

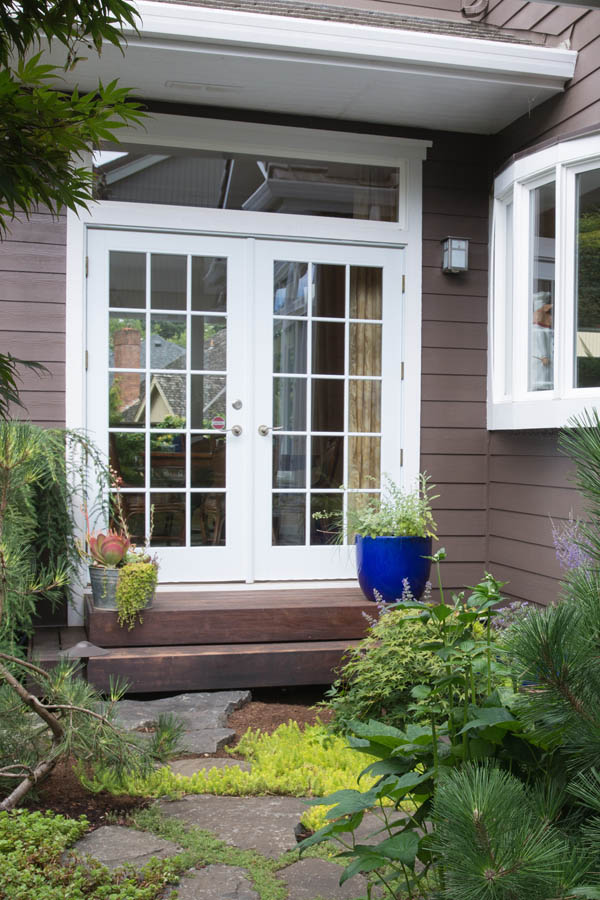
[
  {"left": 94, "top": 150, "right": 399, "bottom": 222},
  {"left": 528, "top": 181, "right": 555, "bottom": 392},
  {"left": 504, "top": 201, "right": 513, "bottom": 396},
  {"left": 575, "top": 168, "right": 600, "bottom": 388}
]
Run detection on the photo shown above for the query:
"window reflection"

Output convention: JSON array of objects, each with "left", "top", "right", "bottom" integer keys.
[
  {"left": 529, "top": 182, "right": 555, "bottom": 392},
  {"left": 575, "top": 168, "right": 600, "bottom": 388},
  {"left": 95, "top": 151, "right": 399, "bottom": 222}
]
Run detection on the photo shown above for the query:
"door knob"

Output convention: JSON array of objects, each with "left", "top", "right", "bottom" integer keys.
[
  {"left": 227, "top": 425, "right": 243, "bottom": 436},
  {"left": 258, "top": 424, "right": 283, "bottom": 436}
]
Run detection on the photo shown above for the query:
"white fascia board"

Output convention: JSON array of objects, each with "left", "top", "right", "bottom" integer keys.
[{"left": 130, "top": 0, "right": 577, "bottom": 87}]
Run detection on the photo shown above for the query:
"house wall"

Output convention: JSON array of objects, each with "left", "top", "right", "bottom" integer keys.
[
  {"left": 478, "top": 1, "right": 600, "bottom": 605},
  {"left": 0, "top": 210, "right": 66, "bottom": 426},
  {"left": 482, "top": 2, "right": 600, "bottom": 161}
]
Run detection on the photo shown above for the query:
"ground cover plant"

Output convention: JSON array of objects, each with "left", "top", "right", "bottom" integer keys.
[{"left": 79, "top": 721, "right": 380, "bottom": 830}]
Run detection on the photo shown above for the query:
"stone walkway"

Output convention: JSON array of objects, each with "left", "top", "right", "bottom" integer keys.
[{"left": 69, "top": 691, "right": 371, "bottom": 900}]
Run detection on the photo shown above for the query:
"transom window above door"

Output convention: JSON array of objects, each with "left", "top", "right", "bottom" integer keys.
[{"left": 94, "top": 147, "right": 400, "bottom": 222}]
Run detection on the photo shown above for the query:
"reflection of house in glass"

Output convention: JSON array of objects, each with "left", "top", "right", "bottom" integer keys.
[
  {"left": 95, "top": 152, "right": 398, "bottom": 222},
  {"left": 110, "top": 330, "right": 227, "bottom": 426}
]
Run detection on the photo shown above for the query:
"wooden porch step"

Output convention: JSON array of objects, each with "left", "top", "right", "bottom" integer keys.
[
  {"left": 30, "top": 626, "right": 88, "bottom": 667},
  {"left": 85, "top": 587, "right": 372, "bottom": 648},
  {"left": 86, "top": 640, "right": 358, "bottom": 693}
]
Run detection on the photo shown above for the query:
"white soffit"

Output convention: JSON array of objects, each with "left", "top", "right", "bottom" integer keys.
[{"left": 48, "top": 0, "right": 577, "bottom": 134}]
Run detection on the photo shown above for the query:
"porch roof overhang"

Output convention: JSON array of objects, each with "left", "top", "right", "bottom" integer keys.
[{"left": 50, "top": 0, "right": 577, "bottom": 134}]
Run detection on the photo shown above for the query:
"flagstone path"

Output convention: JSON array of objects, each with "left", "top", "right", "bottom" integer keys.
[{"left": 69, "top": 691, "right": 372, "bottom": 900}]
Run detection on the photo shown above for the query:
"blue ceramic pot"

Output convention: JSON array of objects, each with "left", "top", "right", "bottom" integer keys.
[{"left": 356, "top": 535, "right": 432, "bottom": 604}]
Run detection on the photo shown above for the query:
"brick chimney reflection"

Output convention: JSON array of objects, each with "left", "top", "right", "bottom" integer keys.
[{"left": 113, "top": 327, "right": 142, "bottom": 411}]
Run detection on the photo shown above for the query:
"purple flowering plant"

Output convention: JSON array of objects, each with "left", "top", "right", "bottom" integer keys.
[{"left": 551, "top": 512, "right": 592, "bottom": 571}]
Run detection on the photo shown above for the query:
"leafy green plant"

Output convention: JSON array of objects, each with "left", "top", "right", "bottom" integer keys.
[
  {"left": 324, "top": 603, "right": 445, "bottom": 734},
  {"left": 115, "top": 559, "right": 158, "bottom": 630}
]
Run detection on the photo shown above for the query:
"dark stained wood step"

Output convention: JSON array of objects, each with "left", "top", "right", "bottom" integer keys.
[
  {"left": 30, "top": 626, "right": 88, "bottom": 666},
  {"left": 85, "top": 587, "right": 373, "bottom": 648},
  {"left": 86, "top": 640, "right": 358, "bottom": 693}
]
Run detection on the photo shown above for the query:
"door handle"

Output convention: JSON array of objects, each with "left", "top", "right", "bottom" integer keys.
[
  {"left": 226, "top": 425, "right": 243, "bottom": 436},
  {"left": 258, "top": 424, "right": 283, "bottom": 436}
]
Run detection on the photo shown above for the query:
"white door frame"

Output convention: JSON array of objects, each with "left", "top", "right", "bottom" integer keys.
[{"left": 65, "top": 124, "right": 424, "bottom": 623}]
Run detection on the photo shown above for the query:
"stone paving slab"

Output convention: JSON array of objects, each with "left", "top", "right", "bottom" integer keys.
[
  {"left": 278, "top": 858, "right": 370, "bottom": 900},
  {"left": 159, "top": 795, "right": 305, "bottom": 857},
  {"left": 172, "top": 865, "right": 259, "bottom": 899},
  {"left": 109, "top": 690, "right": 251, "bottom": 755},
  {"left": 69, "top": 825, "right": 182, "bottom": 869},
  {"left": 169, "top": 757, "right": 251, "bottom": 777}
]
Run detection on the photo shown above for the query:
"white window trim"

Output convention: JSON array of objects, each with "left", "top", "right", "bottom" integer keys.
[{"left": 489, "top": 134, "right": 600, "bottom": 430}]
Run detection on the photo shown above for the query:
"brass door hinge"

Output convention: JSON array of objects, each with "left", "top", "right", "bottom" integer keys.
[
  {"left": 400, "top": 448, "right": 404, "bottom": 467},
  {"left": 85, "top": 350, "right": 89, "bottom": 370},
  {"left": 85, "top": 256, "right": 89, "bottom": 277},
  {"left": 402, "top": 274, "right": 406, "bottom": 293},
  {"left": 401, "top": 361, "right": 405, "bottom": 380}
]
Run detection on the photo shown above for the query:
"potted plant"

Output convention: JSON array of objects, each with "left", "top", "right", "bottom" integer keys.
[
  {"left": 350, "top": 474, "right": 437, "bottom": 604},
  {"left": 82, "top": 496, "right": 158, "bottom": 630}
]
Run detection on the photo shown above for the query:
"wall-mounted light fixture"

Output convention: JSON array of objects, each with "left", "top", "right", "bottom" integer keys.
[{"left": 441, "top": 237, "right": 469, "bottom": 273}]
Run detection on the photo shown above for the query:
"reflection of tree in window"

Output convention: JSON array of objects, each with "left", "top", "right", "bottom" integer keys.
[{"left": 576, "top": 169, "right": 600, "bottom": 387}]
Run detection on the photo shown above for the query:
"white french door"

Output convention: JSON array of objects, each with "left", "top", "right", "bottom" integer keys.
[{"left": 87, "top": 230, "right": 404, "bottom": 583}]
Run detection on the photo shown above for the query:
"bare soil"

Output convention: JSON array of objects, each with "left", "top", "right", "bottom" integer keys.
[{"left": 23, "top": 686, "right": 332, "bottom": 824}]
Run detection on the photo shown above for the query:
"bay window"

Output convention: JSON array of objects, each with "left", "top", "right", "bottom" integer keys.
[{"left": 491, "top": 136, "right": 600, "bottom": 429}]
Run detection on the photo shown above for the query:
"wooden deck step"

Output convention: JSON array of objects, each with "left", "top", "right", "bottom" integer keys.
[
  {"left": 86, "top": 640, "right": 358, "bottom": 693},
  {"left": 30, "top": 626, "right": 88, "bottom": 667},
  {"left": 85, "top": 587, "right": 372, "bottom": 648}
]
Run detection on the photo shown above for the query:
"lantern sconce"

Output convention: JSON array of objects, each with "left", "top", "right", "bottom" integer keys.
[{"left": 441, "top": 237, "right": 469, "bottom": 274}]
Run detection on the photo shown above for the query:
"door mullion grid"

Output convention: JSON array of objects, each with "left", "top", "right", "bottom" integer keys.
[
  {"left": 144, "top": 251, "right": 151, "bottom": 545},
  {"left": 343, "top": 264, "right": 350, "bottom": 545},
  {"left": 305, "top": 262, "right": 313, "bottom": 546},
  {"left": 185, "top": 253, "right": 192, "bottom": 548}
]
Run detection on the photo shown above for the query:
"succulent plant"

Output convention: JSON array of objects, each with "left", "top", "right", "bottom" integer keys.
[{"left": 88, "top": 531, "right": 130, "bottom": 568}]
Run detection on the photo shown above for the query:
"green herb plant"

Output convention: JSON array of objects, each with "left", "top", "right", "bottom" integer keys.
[{"left": 115, "top": 559, "right": 158, "bottom": 630}]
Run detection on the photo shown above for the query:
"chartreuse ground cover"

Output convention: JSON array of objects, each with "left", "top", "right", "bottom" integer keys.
[
  {"left": 81, "top": 721, "right": 382, "bottom": 830},
  {"left": 1, "top": 806, "right": 339, "bottom": 900}
]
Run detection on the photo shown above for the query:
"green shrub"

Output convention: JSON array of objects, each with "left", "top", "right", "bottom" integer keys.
[{"left": 324, "top": 608, "right": 445, "bottom": 733}]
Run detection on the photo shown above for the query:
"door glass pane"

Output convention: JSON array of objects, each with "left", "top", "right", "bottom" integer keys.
[
  {"left": 311, "top": 380, "right": 344, "bottom": 432},
  {"left": 109, "top": 373, "right": 146, "bottom": 428},
  {"left": 191, "top": 494, "right": 225, "bottom": 546},
  {"left": 350, "top": 323, "right": 382, "bottom": 376},
  {"left": 350, "top": 267, "right": 382, "bottom": 319},
  {"left": 273, "top": 435, "right": 306, "bottom": 488},
  {"left": 151, "top": 254, "right": 186, "bottom": 310},
  {"left": 310, "top": 494, "right": 342, "bottom": 545},
  {"left": 191, "top": 375, "right": 226, "bottom": 429},
  {"left": 191, "top": 435, "right": 226, "bottom": 488},
  {"left": 575, "top": 168, "right": 600, "bottom": 388},
  {"left": 192, "top": 257, "right": 227, "bottom": 312},
  {"left": 113, "top": 493, "right": 146, "bottom": 543},
  {"left": 150, "top": 433, "right": 186, "bottom": 487},
  {"left": 274, "top": 262, "right": 308, "bottom": 315},
  {"left": 312, "top": 322, "right": 345, "bottom": 375},
  {"left": 273, "top": 377, "right": 307, "bottom": 431},
  {"left": 274, "top": 320, "right": 307, "bottom": 373},
  {"left": 529, "top": 181, "right": 555, "bottom": 391},
  {"left": 150, "top": 492, "right": 186, "bottom": 546},
  {"left": 191, "top": 317, "right": 227, "bottom": 370},
  {"left": 272, "top": 494, "right": 305, "bottom": 545},
  {"left": 312, "top": 264, "right": 345, "bottom": 318},
  {"left": 349, "top": 437, "right": 380, "bottom": 488},
  {"left": 150, "top": 316, "right": 186, "bottom": 369},
  {"left": 311, "top": 436, "right": 343, "bottom": 488},
  {"left": 349, "top": 380, "right": 380, "bottom": 433},
  {"left": 109, "top": 251, "right": 146, "bottom": 309},
  {"left": 109, "top": 433, "right": 145, "bottom": 487},
  {"left": 149, "top": 374, "right": 186, "bottom": 427},
  {"left": 110, "top": 314, "right": 145, "bottom": 367}
]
